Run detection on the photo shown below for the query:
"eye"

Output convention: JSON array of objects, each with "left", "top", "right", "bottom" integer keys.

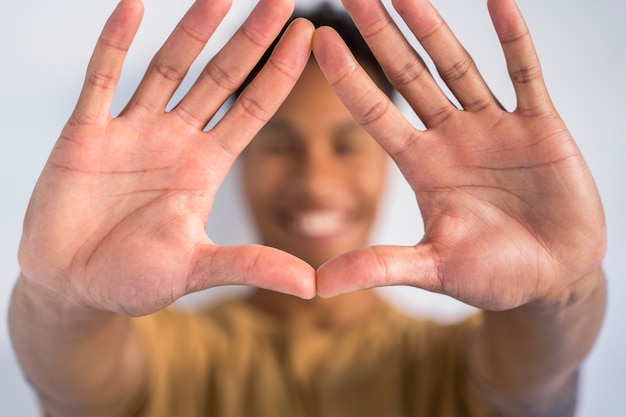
[
  {"left": 333, "top": 134, "right": 364, "bottom": 156},
  {"left": 254, "top": 122, "right": 303, "bottom": 156},
  {"left": 333, "top": 124, "right": 368, "bottom": 156},
  {"left": 256, "top": 135, "right": 302, "bottom": 156}
]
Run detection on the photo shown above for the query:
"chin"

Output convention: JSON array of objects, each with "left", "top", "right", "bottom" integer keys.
[{"left": 292, "top": 244, "right": 360, "bottom": 270}]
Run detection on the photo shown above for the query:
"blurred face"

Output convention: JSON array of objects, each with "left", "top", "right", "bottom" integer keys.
[{"left": 241, "top": 61, "right": 388, "bottom": 269}]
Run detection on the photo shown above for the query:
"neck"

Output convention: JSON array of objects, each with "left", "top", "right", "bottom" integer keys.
[{"left": 246, "top": 288, "right": 384, "bottom": 330}]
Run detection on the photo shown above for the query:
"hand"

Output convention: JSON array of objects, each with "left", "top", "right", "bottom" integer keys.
[
  {"left": 314, "top": 0, "right": 606, "bottom": 310},
  {"left": 18, "top": 0, "right": 316, "bottom": 316}
]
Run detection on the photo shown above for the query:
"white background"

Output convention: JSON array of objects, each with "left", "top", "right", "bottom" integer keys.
[{"left": 1, "top": 0, "right": 624, "bottom": 415}]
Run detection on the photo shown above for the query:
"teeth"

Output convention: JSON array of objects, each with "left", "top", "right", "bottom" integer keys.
[{"left": 289, "top": 211, "right": 346, "bottom": 238}]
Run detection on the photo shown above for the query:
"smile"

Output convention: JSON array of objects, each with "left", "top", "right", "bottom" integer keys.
[{"left": 285, "top": 209, "right": 353, "bottom": 240}]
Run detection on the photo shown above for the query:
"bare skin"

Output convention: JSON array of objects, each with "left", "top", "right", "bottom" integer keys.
[
  {"left": 313, "top": 0, "right": 606, "bottom": 414},
  {"left": 241, "top": 60, "right": 389, "bottom": 330},
  {"left": 10, "top": 0, "right": 315, "bottom": 415},
  {"left": 9, "top": 0, "right": 606, "bottom": 416},
  {"left": 16, "top": 0, "right": 317, "bottom": 317}
]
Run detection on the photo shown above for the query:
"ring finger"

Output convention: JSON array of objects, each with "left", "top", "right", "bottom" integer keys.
[
  {"left": 341, "top": 0, "right": 454, "bottom": 127},
  {"left": 392, "top": 0, "right": 498, "bottom": 113},
  {"left": 173, "top": 0, "right": 295, "bottom": 130}
]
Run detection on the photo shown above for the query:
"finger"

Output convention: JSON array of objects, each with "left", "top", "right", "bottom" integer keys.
[
  {"left": 124, "top": 0, "right": 231, "bottom": 114},
  {"left": 210, "top": 18, "right": 314, "bottom": 157},
  {"left": 72, "top": 0, "right": 144, "bottom": 124},
  {"left": 173, "top": 0, "right": 295, "bottom": 130},
  {"left": 313, "top": 27, "right": 420, "bottom": 160},
  {"left": 341, "top": 0, "right": 454, "bottom": 127},
  {"left": 188, "top": 244, "right": 316, "bottom": 299},
  {"left": 488, "top": 0, "right": 553, "bottom": 115},
  {"left": 392, "top": 0, "right": 498, "bottom": 113},
  {"left": 316, "top": 245, "right": 441, "bottom": 298}
]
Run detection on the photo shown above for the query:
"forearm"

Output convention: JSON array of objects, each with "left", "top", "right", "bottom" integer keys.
[
  {"left": 468, "top": 267, "right": 607, "bottom": 416},
  {"left": 9, "top": 274, "right": 146, "bottom": 417}
]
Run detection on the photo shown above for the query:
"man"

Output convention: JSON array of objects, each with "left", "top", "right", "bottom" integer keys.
[{"left": 9, "top": 0, "right": 606, "bottom": 416}]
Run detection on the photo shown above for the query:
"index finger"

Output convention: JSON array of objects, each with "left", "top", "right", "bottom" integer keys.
[
  {"left": 312, "top": 27, "right": 420, "bottom": 160},
  {"left": 340, "top": 0, "right": 455, "bottom": 127},
  {"left": 210, "top": 19, "right": 315, "bottom": 158}
]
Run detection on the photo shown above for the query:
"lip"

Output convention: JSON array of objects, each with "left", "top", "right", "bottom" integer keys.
[{"left": 281, "top": 208, "right": 355, "bottom": 241}]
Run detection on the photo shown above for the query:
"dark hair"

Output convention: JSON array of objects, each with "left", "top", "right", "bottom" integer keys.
[{"left": 234, "top": 2, "right": 395, "bottom": 99}]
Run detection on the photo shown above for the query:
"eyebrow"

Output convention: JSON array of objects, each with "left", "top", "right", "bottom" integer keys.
[
  {"left": 261, "top": 119, "right": 364, "bottom": 137},
  {"left": 259, "top": 120, "right": 298, "bottom": 136},
  {"left": 334, "top": 122, "right": 364, "bottom": 137}
]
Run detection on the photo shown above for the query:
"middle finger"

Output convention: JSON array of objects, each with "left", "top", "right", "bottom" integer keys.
[
  {"left": 174, "top": 0, "right": 295, "bottom": 130},
  {"left": 392, "top": 0, "right": 498, "bottom": 113},
  {"left": 342, "top": 0, "right": 454, "bottom": 127},
  {"left": 123, "top": 0, "right": 231, "bottom": 114}
]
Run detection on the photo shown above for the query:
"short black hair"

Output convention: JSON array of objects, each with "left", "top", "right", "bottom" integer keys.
[{"left": 234, "top": 2, "right": 395, "bottom": 99}]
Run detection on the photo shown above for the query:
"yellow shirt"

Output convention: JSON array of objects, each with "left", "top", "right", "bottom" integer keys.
[{"left": 124, "top": 299, "right": 494, "bottom": 417}]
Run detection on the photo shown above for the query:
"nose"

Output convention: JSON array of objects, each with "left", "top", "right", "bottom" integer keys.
[{"left": 295, "top": 144, "right": 341, "bottom": 198}]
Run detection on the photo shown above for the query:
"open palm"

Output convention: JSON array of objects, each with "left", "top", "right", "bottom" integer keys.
[
  {"left": 315, "top": 0, "right": 606, "bottom": 310},
  {"left": 18, "top": 0, "right": 316, "bottom": 316}
]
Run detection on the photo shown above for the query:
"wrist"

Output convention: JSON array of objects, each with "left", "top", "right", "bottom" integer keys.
[
  {"left": 13, "top": 273, "right": 112, "bottom": 324},
  {"left": 471, "top": 267, "right": 606, "bottom": 406},
  {"left": 530, "top": 265, "right": 606, "bottom": 313}
]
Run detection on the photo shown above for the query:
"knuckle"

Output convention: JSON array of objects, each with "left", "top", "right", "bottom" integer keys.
[
  {"left": 416, "top": 19, "right": 445, "bottom": 43},
  {"left": 173, "top": 104, "right": 205, "bottom": 130},
  {"left": 358, "top": 95, "right": 390, "bottom": 126},
  {"left": 204, "top": 61, "right": 240, "bottom": 92},
  {"left": 498, "top": 28, "right": 529, "bottom": 46},
  {"left": 267, "top": 56, "right": 299, "bottom": 85},
  {"left": 238, "top": 94, "right": 272, "bottom": 123},
  {"left": 389, "top": 128, "right": 420, "bottom": 159},
  {"left": 152, "top": 59, "right": 187, "bottom": 83},
  {"left": 240, "top": 23, "right": 272, "bottom": 50},
  {"left": 328, "top": 61, "right": 358, "bottom": 89},
  {"left": 386, "top": 58, "right": 428, "bottom": 87},
  {"left": 85, "top": 68, "right": 118, "bottom": 91},
  {"left": 510, "top": 64, "right": 543, "bottom": 85},
  {"left": 98, "top": 35, "right": 129, "bottom": 53},
  {"left": 427, "top": 105, "right": 454, "bottom": 126},
  {"left": 179, "top": 20, "right": 211, "bottom": 45},
  {"left": 464, "top": 96, "right": 493, "bottom": 113},
  {"left": 360, "top": 12, "right": 395, "bottom": 40},
  {"left": 438, "top": 56, "right": 474, "bottom": 83}
]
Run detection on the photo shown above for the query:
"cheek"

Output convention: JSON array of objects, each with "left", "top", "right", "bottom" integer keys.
[
  {"left": 360, "top": 181, "right": 386, "bottom": 223},
  {"left": 242, "top": 159, "right": 284, "bottom": 210},
  {"left": 356, "top": 157, "right": 388, "bottom": 207}
]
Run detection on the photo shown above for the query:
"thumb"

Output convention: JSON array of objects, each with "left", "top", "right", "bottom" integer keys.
[
  {"left": 188, "top": 244, "right": 317, "bottom": 299},
  {"left": 316, "top": 244, "right": 442, "bottom": 298}
]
